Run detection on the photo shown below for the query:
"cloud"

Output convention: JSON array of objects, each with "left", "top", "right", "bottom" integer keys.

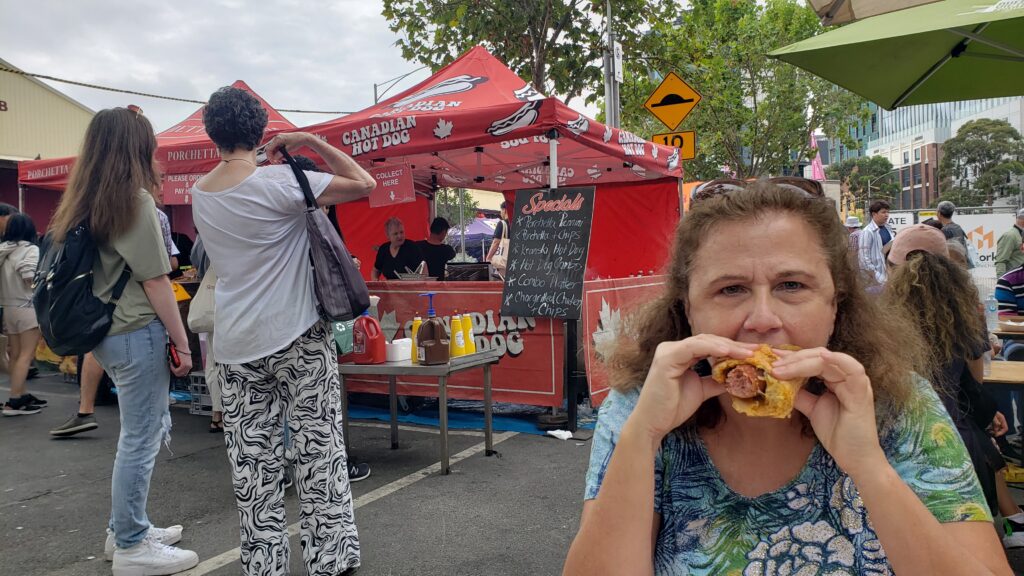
[{"left": 0, "top": 0, "right": 431, "bottom": 132}]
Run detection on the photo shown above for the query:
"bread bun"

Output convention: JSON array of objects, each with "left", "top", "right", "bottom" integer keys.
[{"left": 711, "top": 344, "right": 805, "bottom": 418}]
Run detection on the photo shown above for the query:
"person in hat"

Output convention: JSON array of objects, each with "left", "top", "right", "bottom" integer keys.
[
  {"left": 844, "top": 215, "right": 863, "bottom": 262},
  {"left": 995, "top": 209, "right": 1024, "bottom": 278}
]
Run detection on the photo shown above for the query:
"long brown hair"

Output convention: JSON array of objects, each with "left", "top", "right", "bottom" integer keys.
[
  {"left": 883, "top": 250, "right": 983, "bottom": 391},
  {"left": 610, "top": 182, "right": 927, "bottom": 427},
  {"left": 49, "top": 108, "right": 160, "bottom": 244}
]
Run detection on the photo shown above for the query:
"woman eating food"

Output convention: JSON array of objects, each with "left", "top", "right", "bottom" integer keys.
[{"left": 563, "top": 180, "right": 1011, "bottom": 575}]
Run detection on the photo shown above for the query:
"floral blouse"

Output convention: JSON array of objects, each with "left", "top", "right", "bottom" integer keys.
[{"left": 584, "top": 378, "right": 990, "bottom": 576}]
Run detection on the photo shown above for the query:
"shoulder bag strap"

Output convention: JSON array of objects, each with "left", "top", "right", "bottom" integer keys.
[
  {"left": 279, "top": 148, "right": 317, "bottom": 211},
  {"left": 109, "top": 265, "right": 133, "bottom": 304}
]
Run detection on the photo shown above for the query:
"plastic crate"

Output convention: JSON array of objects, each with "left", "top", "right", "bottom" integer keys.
[{"left": 189, "top": 372, "right": 213, "bottom": 416}]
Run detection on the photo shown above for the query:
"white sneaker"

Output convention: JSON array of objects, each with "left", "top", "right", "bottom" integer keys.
[
  {"left": 105, "top": 525, "right": 184, "bottom": 561},
  {"left": 111, "top": 535, "right": 198, "bottom": 576},
  {"left": 1004, "top": 531, "right": 1024, "bottom": 549}
]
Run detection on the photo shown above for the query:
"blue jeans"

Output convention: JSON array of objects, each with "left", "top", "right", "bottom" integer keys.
[{"left": 92, "top": 319, "right": 172, "bottom": 549}]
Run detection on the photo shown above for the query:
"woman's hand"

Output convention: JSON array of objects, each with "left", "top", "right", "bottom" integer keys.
[
  {"left": 772, "top": 348, "right": 886, "bottom": 478},
  {"left": 170, "top": 347, "right": 193, "bottom": 378},
  {"left": 990, "top": 412, "right": 1009, "bottom": 437},
  {"left": 265, "top": 132, "right": 312, "bottom": 163},
  {"left": 629, "top": 335, "right": 756, "bottom": 443}
]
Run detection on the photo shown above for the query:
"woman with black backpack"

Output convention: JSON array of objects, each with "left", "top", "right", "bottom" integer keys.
[{"left": 47, "top": 105, "right": 199, "bottom": 575}]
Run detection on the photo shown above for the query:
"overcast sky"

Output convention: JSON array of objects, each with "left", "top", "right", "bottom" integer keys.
[{"left": 1, "top": 0, "right": 445, "bottom": 132}]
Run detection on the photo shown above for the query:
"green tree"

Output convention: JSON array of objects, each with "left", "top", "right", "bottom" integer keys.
[
  {"left": 938, "top": 118, "right": 1024, "bottom": 206},
  {"left": 825, "top": 155, "right": 900, "bottom": 211},
  {"left": 620, "top": 0, "right": 867, "bottom": 180},
  {"left": 435, "top": 188, "right": 479, "bottom": 230},
  {"left": 381, "top": 0, "right": 669, "bottom": 104}
]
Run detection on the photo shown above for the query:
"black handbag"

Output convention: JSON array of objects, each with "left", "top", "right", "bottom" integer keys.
[{"left": 281, "top": 150, "right": 370, "bottom": 321}]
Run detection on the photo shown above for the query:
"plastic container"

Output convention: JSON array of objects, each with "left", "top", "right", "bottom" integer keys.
[
  {"left": 386, "top": 338, "right": 412, "bottom": 362},
  {"left": 985, "top": 293, "right": 1000, "bottom": 332},
  {"left": 410, "top": 313, "right": 422, "bottom": 365},
  {"left": 417, "top": 293, "right": 450, "bottom": 365},
  {"left": 449, "top": 311, "right": 466, "bottom": 357},
  {"left": 352, "top": 311, "right": 386, "bottom": 364},
  {"left": 462, "top": 313, "right": 476, "bottom": 354}
]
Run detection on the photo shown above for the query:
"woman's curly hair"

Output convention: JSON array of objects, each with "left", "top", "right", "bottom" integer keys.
[
  {"left": 883, "top": 250, "right": 984, "bottom": 393},
  {"left": 202, "top": 86, "right": 268, "bottom": 152}
]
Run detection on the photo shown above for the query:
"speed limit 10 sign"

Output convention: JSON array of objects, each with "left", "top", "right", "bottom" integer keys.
[{"left": 652, "top": 130, "right": 696, "bottom": 161}]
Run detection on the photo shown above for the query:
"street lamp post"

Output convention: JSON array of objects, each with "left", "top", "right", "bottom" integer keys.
[{"left": 864, "top": 168, "right": 901, "bottom": 213}]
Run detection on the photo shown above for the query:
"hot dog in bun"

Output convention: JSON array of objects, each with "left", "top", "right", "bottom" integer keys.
[{"left": 711, "top": 344, "right": 805, "bottom": 418}]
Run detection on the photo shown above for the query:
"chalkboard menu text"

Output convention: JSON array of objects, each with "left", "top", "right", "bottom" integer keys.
[{"left": 500, "top": 187, "right": 595, "bottom": 319}]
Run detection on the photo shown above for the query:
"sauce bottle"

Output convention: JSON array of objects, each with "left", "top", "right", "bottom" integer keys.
[
  {"left": 416, "top": 293, "right": 450, "bottom": 365},
  {"left": 410, "top": 313, "right": 423, "bottom": 365},
  {"left": 352, "top": 310, "right": 386, "bottom": 364},
  {"left": 462, "top": 313, "right": 476, "bottom": 354},
  {"left": 450, "top": 310, "right": 466, "bottom": 358}
]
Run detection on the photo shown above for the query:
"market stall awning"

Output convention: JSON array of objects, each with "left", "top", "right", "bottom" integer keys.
[
  {"left": 772, "top": 0, "right": 1024, "bottom": 109},
  {"left": 17, "top": 80, "right": 296, "bottom": 201},
  {"left": 298, "top": 46, "right": 683, "bottom": 192}
]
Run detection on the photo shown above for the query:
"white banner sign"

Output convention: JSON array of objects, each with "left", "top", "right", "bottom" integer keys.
[
  {"left": 958, "top": 214, "right": 1012, "bottom": 277},
  {"left": 886, "top": 211, "right": 916, "bottom": 232}
]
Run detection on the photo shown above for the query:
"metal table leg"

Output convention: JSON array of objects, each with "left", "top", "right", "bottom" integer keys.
[
  {"left": 389, "top": 375, "right": 399, "bottom": 449},
  {"left": 340, "top": 374, "right": 351, "bottom": 451},
  {"left": 484, "top": 363, "right": 494, "bottom": 456},
  {"left": 439, "top": 375, "right": 449, "bottom": 475}
]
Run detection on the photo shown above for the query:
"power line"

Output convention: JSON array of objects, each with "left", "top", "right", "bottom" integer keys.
[{"left": 0, "top": 66, "right": 353, "bottom": 115}]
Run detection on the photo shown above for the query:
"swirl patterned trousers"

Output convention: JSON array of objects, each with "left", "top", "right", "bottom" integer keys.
[{"left": 220, "top": 321, "right": 360, "bottom": 576}]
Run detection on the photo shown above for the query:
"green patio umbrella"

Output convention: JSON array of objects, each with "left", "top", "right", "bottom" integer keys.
[{"left": 770, "top": 0, "right": 1024, "bottom": 109}]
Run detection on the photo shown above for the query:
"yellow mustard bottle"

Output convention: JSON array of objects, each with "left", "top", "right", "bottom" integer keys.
[
  {"left": 410, "top": 313, "right": 423, "bottom": 364},
  {"left": 449, "top": 310, "right": 466, "bottom": 357},
  {"left": 462, "top": 313, "right": 476, "bottom": 354}
]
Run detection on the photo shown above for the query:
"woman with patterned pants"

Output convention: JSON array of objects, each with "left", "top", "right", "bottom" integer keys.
[{"left": 191, "top": 86, "right": 376, "bottom": 576}]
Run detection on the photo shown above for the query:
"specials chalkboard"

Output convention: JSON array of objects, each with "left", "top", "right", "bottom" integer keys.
[{"left": 500, "top": 186, "right": 595, "bottom": 319}]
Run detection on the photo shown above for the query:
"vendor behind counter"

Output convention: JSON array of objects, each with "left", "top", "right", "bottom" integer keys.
[{"left": 373, "top": 217, "right": 423, "bottom": 280}]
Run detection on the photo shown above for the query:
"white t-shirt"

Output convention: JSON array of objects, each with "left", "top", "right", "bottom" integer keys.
[{"left": 191, "top": 165, "right": 332, "bottom": 364}]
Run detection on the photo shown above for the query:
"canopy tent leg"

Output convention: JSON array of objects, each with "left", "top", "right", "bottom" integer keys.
[
  {"left": 548, "top": 129, "right": 580, "bottom": 431},
  {"left": 17, "top": 183, "right": 24, "bottom": 213}
]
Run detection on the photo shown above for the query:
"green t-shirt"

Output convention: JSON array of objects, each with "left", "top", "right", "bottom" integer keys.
[{"left": 92, "top": 192, "right": 172, "bottom": 335}]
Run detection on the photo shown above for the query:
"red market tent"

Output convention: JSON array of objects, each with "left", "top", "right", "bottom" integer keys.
[
  {"left": 298, "top": 46, "right": 683, "bottom": 279},
  {"left": 300, "top": 46, "right": 683, "bottom": 192}
]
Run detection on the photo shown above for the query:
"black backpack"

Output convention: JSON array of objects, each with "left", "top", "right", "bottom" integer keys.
[{"left": 33, "top": 225, "right": 130, "bottom": 356}]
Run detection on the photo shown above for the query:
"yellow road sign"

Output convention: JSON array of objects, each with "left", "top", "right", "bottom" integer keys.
[
  {"left": 652, "top": 131, "right": 696, "bottom": 161},
  {"left": 644, "top": 72, "right": 702, "bottom": 130}
]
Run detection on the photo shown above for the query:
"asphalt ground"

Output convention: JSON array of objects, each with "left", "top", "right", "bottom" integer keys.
[
  {"left": 0, "top": 373, "right": 589, "bottom": 576},
  {"left": 3, "top": 372, "right": 1023, "bottom": 575}
]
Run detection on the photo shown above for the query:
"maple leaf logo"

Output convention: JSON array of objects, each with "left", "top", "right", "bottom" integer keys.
[
  {"left": 591, "top": 298, "right": 621, "bottom": 362},
  {"left": 433, "top": 118, "right": 453, "bottom": 139},
  {"left": 379, "top": 309, "right": 399, "bottom": 342}
]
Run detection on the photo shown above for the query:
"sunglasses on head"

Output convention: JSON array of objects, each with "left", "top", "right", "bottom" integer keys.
[{"left": 691, "top": 177, "right": 824, "bottom": 204}]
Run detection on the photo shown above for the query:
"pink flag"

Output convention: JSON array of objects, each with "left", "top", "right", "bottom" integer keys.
[{"left": 809, "top": 133, "right": 826, "bottom": 181}]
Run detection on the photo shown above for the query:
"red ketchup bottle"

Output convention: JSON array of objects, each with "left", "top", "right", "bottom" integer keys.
[{"left": 352, "top": 310, "right": 386, "bottom": 364}]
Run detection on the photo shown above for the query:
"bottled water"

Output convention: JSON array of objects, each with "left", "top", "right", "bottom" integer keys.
[{"left": 985, "top": 293, "right": 999, "bottom": 332}]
